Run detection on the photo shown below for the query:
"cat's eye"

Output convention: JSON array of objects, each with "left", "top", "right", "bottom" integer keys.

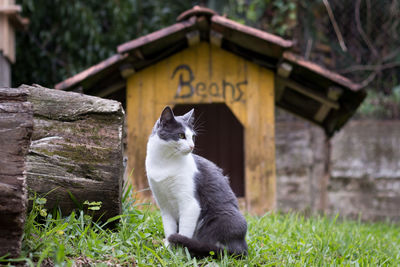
[{"left": 178, "top": 133, "right": 186, "bottom": 139}]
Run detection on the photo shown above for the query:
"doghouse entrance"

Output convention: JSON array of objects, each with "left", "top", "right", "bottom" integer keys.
[{"left": 173, "top": 104, "right": 245, "bottom": 197}]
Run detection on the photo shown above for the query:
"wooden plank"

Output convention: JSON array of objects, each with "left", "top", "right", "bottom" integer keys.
[
  {"left": 210, "top": 30, "right": 223, "bottom": 47},
  {"left": 275, "top": 62, "right": 292, "bottom": 101},
  {"left": 245, "top": 63, "right": 276, "bottom": 214},
  {"left": 186, "top": 30, "right": 200, "bottom": 47},
  {"left": 277, "top": 77, "right": 340, "bottom": 109},
  {"left": 314, "top": 86, "right": 343, "bottom": 122},
  {"left": 126, "top": 59, "right": 157, "bottom": 203},
  {"left": 0, "top": 87, "right": 33, "bottom": 258}
]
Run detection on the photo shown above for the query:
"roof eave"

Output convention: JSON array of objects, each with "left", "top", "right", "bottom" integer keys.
[
  {"left": 55, "top": 54, "right": 128, "bottom": 91},
  {"left": 283, "top": 52, "right": 362, "bottom": 91}
]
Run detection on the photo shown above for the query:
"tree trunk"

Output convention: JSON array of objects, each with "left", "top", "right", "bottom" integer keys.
[
  {"left": 23, "top": 84, "right": 125, "bottom": 222},
  {"left": 0, "top": 88, "right": 33, "bottom": 258}
]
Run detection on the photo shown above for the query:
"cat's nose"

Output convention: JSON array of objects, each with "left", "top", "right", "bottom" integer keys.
[{"left": 190, "top": 145, "right": 194, "bottom": 150}]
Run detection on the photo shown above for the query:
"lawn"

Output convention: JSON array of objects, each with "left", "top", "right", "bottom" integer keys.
[{"left": 3, "top": 186, "right": 399, "bottom": 266}]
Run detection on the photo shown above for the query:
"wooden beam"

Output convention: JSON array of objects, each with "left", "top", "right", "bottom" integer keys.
[
  {"left": 210, "top": 30, "right": 223, "bottom": 47},
  {"left": 133, "top": 49, "right": 144, "bottom": 60},
  {"left": 96, "top": 81, "right": 125, "bottom": 98},
  {"left": 275, "top": 62, "right": 292, "bottom": 101},
  {"left": 314, "top": 86, "right": 343, "bottom": 122},
  {"left": 186, "top": 30, "right": 200, "bottom": 47},
  {"left": 277, "top": 62, "right": 292, "bottom": 78},
  {"left": 0, "top": 5, "right": 21, "bottom": 15},
  {"left": 119, "top": 63, "right": 135, "bottom": 79},
  {"left": 277, "top": 77, "right": 340, "bottom": 109}
]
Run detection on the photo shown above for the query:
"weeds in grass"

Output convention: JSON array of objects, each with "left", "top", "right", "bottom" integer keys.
[{"left": 2, "top": 183, "right": 399, "bottom": 266}]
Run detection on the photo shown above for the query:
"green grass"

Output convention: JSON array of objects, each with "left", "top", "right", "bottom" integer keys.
[{"left": 3, "top": 187, "right": 399, "bottom": 266}]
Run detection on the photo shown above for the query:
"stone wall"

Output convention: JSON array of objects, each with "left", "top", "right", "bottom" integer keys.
[
  {"left": 275, "top": 109, "right": 328, "bottom": 213},
  {"left": 275, "top": 109, "right": 400, "bottom": 221},
  {"left": 329, "top": 120, "right": 400, "bottom": 221}
]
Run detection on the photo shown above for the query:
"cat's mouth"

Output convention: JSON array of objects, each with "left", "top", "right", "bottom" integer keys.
[{"left": 183, "top": 146, "right": 194, "bottom": 154}]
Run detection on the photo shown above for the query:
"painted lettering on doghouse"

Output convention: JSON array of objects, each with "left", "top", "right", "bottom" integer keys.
[{"left": 171, "top": 64, "right": 247, "bottom": 102}]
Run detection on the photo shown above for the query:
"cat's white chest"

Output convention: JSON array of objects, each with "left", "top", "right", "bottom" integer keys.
[{"left": 145, "top": 137, "right": 198, "bottom": 218}]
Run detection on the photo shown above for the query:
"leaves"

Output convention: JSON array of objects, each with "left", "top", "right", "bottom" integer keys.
[
  {"left": 35, "top": 197, "right": 47, "bottom": 205},
  {"left": 83, "top": 200, "right": 102, "bottom": 211},
  {"left": 15, "top": 187, "right": 400, "bottom": 266},
  {"left": 14, "top": 0, "right": 195, "bottom": 88}
]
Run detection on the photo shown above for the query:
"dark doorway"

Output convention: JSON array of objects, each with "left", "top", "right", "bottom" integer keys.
[{"left": 173, "top": 104, "right": 245, "bottom": 197}]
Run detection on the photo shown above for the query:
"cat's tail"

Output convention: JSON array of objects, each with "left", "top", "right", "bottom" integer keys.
[{"left": 168, "top": 234, "right": 247, "bottom": 258}]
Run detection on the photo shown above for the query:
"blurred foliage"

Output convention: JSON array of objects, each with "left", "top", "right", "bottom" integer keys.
[
  {"left": 220, "top": 0, "right": 297, "bottom": 37},
  {"left": 357, "top": 86, "right": 400, "bottom": 119},
  {"left": 13, "top": 0, "right": 400, "bottom": 118},
  {"left": 13, "top": 0, "right": 298, "bottom": 88},
  {"left": 295, "top": 0, "right": 400, "bottom": 118},
  {"left": 13, "top": 0, "right": 197, "bottom": 87}
]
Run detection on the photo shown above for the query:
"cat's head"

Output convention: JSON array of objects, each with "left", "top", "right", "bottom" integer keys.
[{"left": 152, "top": 106, "right": 195, "bottom": 155}]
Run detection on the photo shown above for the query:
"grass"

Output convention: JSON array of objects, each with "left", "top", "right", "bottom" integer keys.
[{"left": 2, "top": 186, "right": 399, "bottom": 266}]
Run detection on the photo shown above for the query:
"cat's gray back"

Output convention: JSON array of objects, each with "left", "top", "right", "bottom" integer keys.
[
  {"left": 193, "top": 154, "right": 239, "bottom": 211},
  {"left": 191, "top": 154, "right": 248, "bottom": 254}
]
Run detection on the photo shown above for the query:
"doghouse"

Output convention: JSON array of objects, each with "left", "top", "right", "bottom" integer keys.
[{"left": 56, "top": 6, "right": 366, "bottom": 214}]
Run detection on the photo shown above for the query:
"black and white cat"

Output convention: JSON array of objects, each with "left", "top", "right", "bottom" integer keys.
[{"left": 145, "top": 106, "right": 248, "bottom": 257}]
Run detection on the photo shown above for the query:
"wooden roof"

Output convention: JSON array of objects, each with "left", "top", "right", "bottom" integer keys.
[{"left": 55, "top": 6, "right": 366, "bottom": 136}]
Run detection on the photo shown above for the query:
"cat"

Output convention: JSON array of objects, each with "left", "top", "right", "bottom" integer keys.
[{"left": 145, "top": 106, "right": 248, "bottom": 257}]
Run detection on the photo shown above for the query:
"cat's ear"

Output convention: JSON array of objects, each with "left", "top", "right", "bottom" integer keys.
[
  {"left": 182, "top": 108, "right": 195, "bottom": 127},
  {"left": 160, "top": 106, "right": 175, "bottom": 125}
]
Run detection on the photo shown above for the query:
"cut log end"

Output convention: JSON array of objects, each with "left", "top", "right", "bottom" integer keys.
[{"left": 0, "top": 88, "right": 33, "bottom": 258}]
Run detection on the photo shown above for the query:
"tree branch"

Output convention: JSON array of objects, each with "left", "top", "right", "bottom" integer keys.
[
  {"left": 355, "top": 0, "right": 379, "bottom": 58},
  {"left": 323, "top": 0, "right": 347, "bottom": 52}
]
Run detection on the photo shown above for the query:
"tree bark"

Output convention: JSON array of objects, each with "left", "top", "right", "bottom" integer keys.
[
  {"left": 23, "top": 84, "right": 125, "bottom": 222},
  {"left": 0, "top": 88, "right": 33, "bottom": 258}
]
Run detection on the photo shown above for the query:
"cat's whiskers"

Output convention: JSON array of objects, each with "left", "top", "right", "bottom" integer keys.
[
  {"left": 192, "top": 146, "right": 203, "bottom": 154},
  {"left": 193, "top": 121, "right": 206, "bottom": 135}
]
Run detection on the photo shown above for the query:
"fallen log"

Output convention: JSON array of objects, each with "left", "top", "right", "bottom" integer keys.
[
  {"left": 0, "top": 88, "right": 33, "bottom": 258},
  {"left": 23, "top": 84, "right": 125, "bottom": 222}
]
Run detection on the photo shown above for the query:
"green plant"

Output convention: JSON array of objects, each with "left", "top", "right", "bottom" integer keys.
[
  {"left": 14, "top": 0, "right": 196, "bottom": 88},
  {"left": 357, "top": 85, "right": 400, "bottom": 119},
  {"left": 2, "top": 183, "right": 396, "bottom": 266},
  {"left": 221, "top": 0, "right": 297, "bottom": 37}
]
